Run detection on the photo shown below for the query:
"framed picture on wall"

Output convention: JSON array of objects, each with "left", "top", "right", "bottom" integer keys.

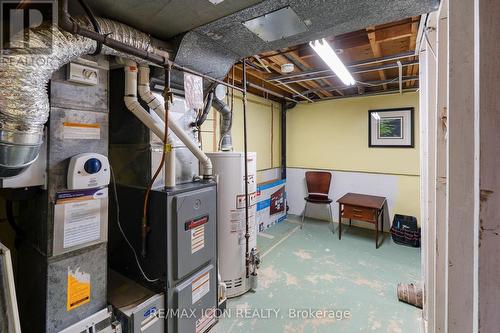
[{"left": 368, "top": 107, "right": 414, "bottom": 148}]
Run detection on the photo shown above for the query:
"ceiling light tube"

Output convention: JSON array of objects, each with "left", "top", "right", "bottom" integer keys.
[{"left": 309, "top": 38, "right": 356, "bottom": 86}]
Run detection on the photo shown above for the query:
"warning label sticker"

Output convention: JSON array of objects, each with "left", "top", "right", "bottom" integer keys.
[
  {"left": 192, "top": 271, "right": 210, "bottom": 304},
  {"left": 236, "top": 192, "right": 257, "bottom": 209},
  {"left": 63, "top": 122, "right": 100, "bottom": 140},
  {"left": 196, "top": 307, "right": 216, "bottom": 333},
  {"left": 229, "top": 209, "right": 256, "bottom": 233},
  {"left": 67, "top": 267, "right": 91, "bottom": 311},
  {"left": 191, "top": 225, "right": 205, "bottom": 254}
]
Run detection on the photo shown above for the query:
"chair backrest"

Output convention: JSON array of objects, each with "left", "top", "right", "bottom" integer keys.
[{"left": 305, "top": 171, "right": 332, "bottom": 196}]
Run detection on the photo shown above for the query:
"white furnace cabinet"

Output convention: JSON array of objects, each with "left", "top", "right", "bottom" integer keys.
[{"left": 207, "top": 152, "right": 258, "bottom": 297}]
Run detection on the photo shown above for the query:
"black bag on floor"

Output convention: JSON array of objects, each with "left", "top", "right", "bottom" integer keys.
[{"left": 390, "top": 214, "right": 420, "bottom": 247}]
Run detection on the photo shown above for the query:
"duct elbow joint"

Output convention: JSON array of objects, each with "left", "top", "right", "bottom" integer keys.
[
  {"left": 219, "top": 133, "right": 233, "bottom": 151},
  {"left": 0, "top": 130, "right": 43, "bottom": 178},
  {"left": 201, "top": 160, "right": 213, "bottom": 179},
  {"left": 212, "top": 97, "right": 233, "bottom": 151},
  {"left": 57, "top": 3, "right": 75, "bottom": 34},
  {"left": 124, "top": 96, "right": 139, "bottom": 110}
]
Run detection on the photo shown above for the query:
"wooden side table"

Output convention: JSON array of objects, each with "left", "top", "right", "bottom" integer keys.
[{"left": 337, "top": 193, "right": 387, "bottom": 248}]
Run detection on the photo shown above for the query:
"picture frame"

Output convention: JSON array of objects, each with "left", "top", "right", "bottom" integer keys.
[{"left": 368, "top": 107, "right": 414, "bottom": 148}]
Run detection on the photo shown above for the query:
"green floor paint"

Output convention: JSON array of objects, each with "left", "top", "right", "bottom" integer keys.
[
  {"left": 257, "top": 219, "right": 301, "bottom": 255},
  {"left": 210, "top": 217, "right": 422, "bottom": 333}
]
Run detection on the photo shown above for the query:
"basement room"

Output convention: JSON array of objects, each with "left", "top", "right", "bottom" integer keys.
[{"left": 1, "top": 1, "right": 499, "bottom": 333}]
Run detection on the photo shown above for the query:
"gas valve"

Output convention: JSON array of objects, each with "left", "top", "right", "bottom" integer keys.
[{"left": 250, "top": 248, "right": 261, "bottom": 270}]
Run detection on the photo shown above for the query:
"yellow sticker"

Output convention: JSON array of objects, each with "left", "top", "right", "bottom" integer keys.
[{"left": 67, "top": 267, "right": 91, "bottom": 311}]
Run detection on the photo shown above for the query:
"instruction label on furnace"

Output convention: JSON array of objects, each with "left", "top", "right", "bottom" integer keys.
[
  {"left": 63, "top": 199, "right": 101, "bottom": 248},
  {"left": 186, "top": 215, "right": 208, "bottom": 254},
  {"left": 54, "top": 188, "right": 107, "bottom": 252},
  {"left": 67, "top": 267, "right": 91, "bottom": 311},
  {"left": 192, "top": 271, "right": 210, "bottom": 304},
  {"left": 191, "top": 225, "right": 205, "bottom": 254}
]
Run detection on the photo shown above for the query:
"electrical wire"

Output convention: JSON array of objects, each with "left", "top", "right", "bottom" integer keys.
[
  {"left": 110, "top": 166, "right": 160, "bottom": 283},
  {"left": 141, "top": 66, "right": 172, "bottom": 258},
  {"left": 77, "top": 0, "right": 103, "bottom": 56}
]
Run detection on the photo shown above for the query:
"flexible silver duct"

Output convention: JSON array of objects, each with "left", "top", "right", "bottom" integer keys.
[
  {"left": 213, "top": 98, "right": 233, "bottom": 151},
  {"left": 0, "top": 17, "right": 163, "bottom": 177}
]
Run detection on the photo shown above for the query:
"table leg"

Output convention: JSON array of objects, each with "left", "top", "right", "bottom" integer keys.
[
  {"left": 381, "top": 208, "right": 384, "bottom": 246},
  {"left": 349, "top": 218, "right": 352, "bottom": 227},
  {"left": 338, "top": 203, "right": 342, "bottom": 240},
  {"left": 375, "top": 212, "right": 379, "bottom": 249}
]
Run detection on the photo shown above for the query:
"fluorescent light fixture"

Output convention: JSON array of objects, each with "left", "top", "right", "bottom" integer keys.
[{"left": 309, "top": 38, "right": 356, "bottom": 86}]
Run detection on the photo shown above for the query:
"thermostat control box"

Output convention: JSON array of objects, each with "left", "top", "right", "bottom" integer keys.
[
  {"left": 67, "top": 62, "right": 99, "bottom": 86},
  {"left": 67, "top": 153, "right": 110, "bottom": 189}
]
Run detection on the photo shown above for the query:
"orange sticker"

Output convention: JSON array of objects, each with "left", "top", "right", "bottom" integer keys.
[
  {"left": 63, "top": 122, "right": 101, "bottom": 140},
  {"left": 67, "top": 268, "right": 91, "bottom": 311},
  {"left": 63, "top": 122, "right": 100, "bottom": 128}
]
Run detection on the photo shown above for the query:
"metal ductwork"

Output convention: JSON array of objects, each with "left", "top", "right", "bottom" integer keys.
[
  {"left": 213, "top": 98, "right": 233, "bottom": 152},
  {"left": 0, "top": 17, "right": 167, "bottom": 177},
  {"left": 194, "top": 86, "right": 233, "bottom": 152},
  {"left": 195, "top": 90, "right": 215, "bottom": 128}
]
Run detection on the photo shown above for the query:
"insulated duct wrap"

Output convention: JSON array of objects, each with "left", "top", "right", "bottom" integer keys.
[{"left": 0, "top": 17, "right": 159, "bottom": 177}]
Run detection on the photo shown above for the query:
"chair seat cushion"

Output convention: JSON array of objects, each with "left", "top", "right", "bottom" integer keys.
[{"left": 305, "top": 194, "right": 333, "bottom": 204}]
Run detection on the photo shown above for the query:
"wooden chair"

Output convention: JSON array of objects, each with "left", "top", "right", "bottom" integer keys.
[{"left": 301, "top": 171, "right": 334, "bottom": 231}]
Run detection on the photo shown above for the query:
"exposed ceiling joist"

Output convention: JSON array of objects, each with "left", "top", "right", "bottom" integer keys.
[
  {"left": 231, "top": 16, "right": 422, "bottom": 101},
  {"left": 367, "top": 27, "right": 388, "bottom": 90},
  {"left": 267, "top": 51, "right": 416, "bottom": 82},
  {"left": 296, "top": 76, "right": 419, "bottom": 97}
]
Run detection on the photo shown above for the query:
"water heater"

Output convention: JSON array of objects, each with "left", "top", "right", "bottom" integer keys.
[{"left": 207, "top": 152, "right": 259, "bottom": 298}]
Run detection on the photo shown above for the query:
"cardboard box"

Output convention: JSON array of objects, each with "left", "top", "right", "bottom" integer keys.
[{"left": 256, "top": 179, "right": 287, "bottom": 232}]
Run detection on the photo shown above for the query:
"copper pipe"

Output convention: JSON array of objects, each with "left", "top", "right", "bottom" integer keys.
[{"left": 141, "top": 65, "right": 172, "bottom": 258}]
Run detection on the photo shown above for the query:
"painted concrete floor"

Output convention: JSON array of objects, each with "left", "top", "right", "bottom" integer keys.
[{"left": 210, "top": 217, "right": 422, "bottom": 333}]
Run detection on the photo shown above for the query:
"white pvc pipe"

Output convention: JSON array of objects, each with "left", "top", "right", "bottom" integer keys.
[
  {"left": 121, "top": 61, "right": 176, "bottom": 187},
  {"left": 165, "top": 146, "right": 176, "bottom": 187},
  {"left": 138, "top": 64, "right": 213, "bottom": 177},
  {"left": 136, "top": 65, "right": 175, "bottom": 187},
  {"left": 123, "top": 65, "right": 165, "bottom": 140}
]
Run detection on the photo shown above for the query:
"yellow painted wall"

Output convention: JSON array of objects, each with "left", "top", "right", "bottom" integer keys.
[
  {"left": 287, "top": 92, "right": 419, "bottom": 175},
  {"left": 287, "top": 92, "right": 420, "bottom": 221},
  {"left": 201, "top": 91, "right": 281, "bottom": 173}
]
